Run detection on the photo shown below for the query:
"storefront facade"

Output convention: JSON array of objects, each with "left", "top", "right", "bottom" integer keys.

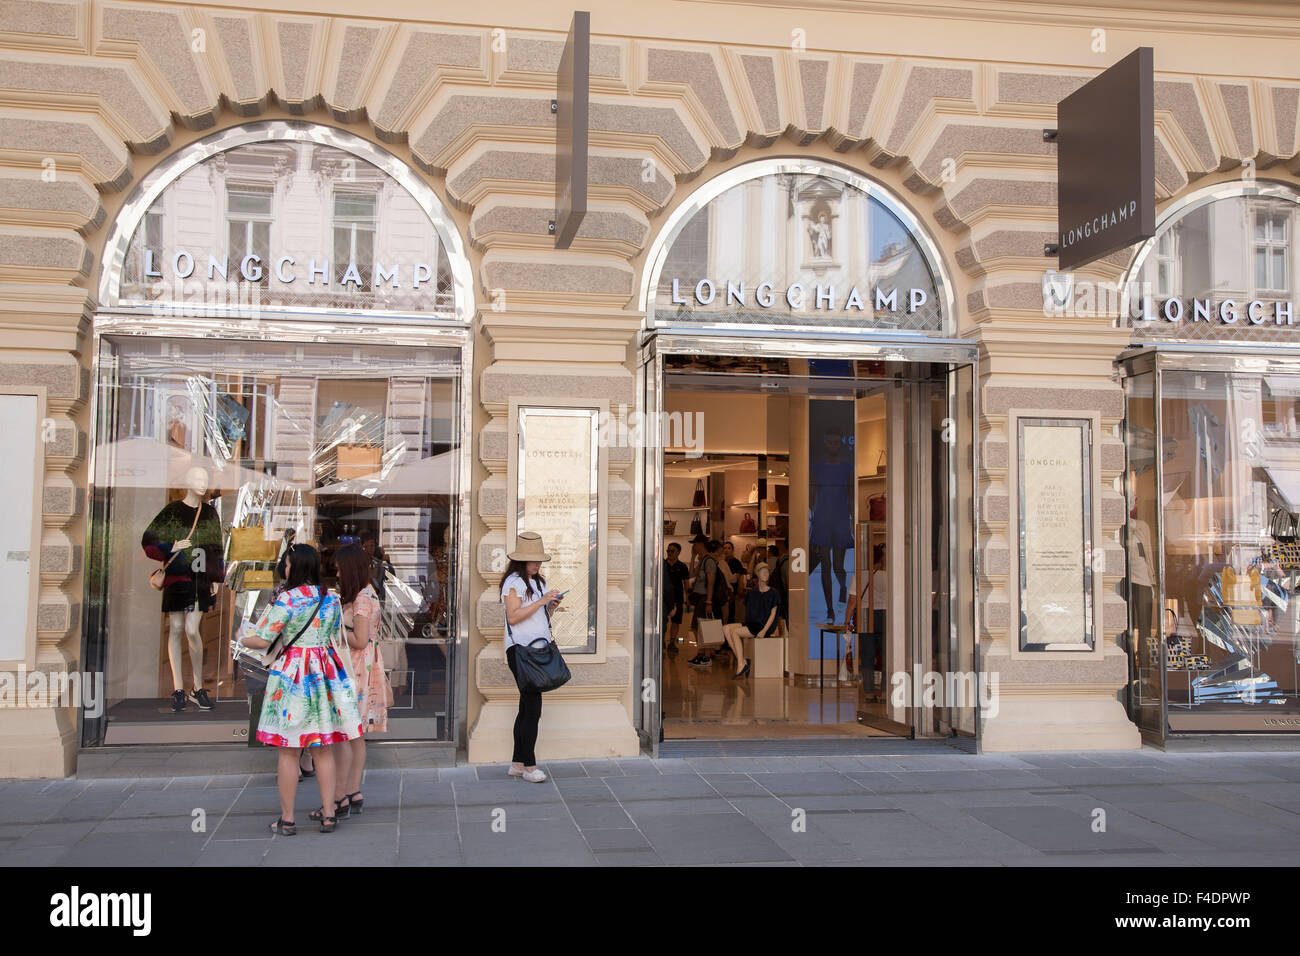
[{"left": 1, "top": 0, "right": 1298, "bottom": 775}]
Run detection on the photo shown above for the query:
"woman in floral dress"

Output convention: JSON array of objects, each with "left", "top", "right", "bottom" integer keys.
[
  {"left": 330, "top": 545, "right": 391, "bottom": 818},
  {"left": 237, "top": 544, "right": 363, "bottom": 835}
]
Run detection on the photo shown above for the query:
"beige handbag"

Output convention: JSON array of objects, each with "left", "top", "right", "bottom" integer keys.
[
  {"left": 149, "top": 505, "right": 202, "bottom": 591},
  {"left": 228, "top": 524, "right": 279, "bottom": 562}
]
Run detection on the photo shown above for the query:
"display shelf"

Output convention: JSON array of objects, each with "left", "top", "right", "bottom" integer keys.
[{"left": 665, "top": 505, "right": 709, "bottom": 511}]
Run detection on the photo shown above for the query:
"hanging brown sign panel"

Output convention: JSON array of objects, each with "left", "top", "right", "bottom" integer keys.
[
  {"left": 1056, "top": 46, "right": 1155, "bottom": 271},
  {"left": 554, "top": 10, "right": 590, "bottom": 249}
]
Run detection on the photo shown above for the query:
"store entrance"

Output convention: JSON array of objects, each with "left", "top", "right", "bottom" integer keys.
[{"left": 639, "top": 346, "right": 977, "bottom": 750}]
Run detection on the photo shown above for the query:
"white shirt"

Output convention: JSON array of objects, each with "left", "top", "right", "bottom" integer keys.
[
  {"left": 871, "top": 569, "right": 888, "bottom": 612},
  {"left": 501, "top": 573, "right": 553, "bottom": 649}
]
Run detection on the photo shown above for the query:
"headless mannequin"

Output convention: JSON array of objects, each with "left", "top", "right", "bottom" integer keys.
[{"left": 166, "top": 468, "right": 218, "bottom": 695}]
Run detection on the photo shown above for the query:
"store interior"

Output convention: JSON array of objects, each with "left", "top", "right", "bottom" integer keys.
[{"left": 657, "top": 355, "right": 963, "bottom": 740}]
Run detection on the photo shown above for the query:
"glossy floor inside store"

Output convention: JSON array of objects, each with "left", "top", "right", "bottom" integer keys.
[{"left": 661, "top": 627, "right": 899, "bottom": 739}]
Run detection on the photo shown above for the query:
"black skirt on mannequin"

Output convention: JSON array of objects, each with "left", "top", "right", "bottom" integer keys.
[{"left": 141, "top": 500, "right": 224, "bottom": 613}]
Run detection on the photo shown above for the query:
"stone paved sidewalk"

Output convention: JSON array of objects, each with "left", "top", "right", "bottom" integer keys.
[{"left": 2, "top": 749, "right": 1298, "bottom": 866}]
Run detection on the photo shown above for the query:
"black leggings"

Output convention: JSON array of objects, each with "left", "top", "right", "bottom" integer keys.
[{"left": 506, "top": 645, "right": 542, "bottom": 766}]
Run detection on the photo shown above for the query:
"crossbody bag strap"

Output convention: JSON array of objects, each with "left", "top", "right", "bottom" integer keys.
[
  {"left": 274, "top": 592, "right": 325, "bottom": 660},
  {"left": 161, "top": 503, "right": 204, "bottom": 571}
]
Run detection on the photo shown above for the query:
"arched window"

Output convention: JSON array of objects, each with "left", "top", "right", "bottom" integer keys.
[
  {"left": 100, "top": 121, "right": 473, "bottom": 322},
  {"left": 1125, "top": 181, "right": 1299, "bottom": 342},
  {"left": 640, "top": 159, "right": 953, "bottom": 337}
]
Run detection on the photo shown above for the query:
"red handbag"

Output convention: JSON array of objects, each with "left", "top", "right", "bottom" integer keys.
[
  {"left": 739, "top": 512, "right": 756, "bottom": 534},
  {"left": 869, "top": 495, "right": 886, "bottom": 521}
]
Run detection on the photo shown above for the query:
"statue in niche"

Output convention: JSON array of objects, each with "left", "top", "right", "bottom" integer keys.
[{"left": 808, "top": 212, "right": 832, "bottom": 259}]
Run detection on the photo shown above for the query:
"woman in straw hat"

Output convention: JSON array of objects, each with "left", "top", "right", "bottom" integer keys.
[{"left": 500, "top": 531, "right": 564, "bottom": 782}]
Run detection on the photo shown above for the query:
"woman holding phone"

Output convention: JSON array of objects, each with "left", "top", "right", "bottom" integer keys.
[{"left": 500, "top": 531, "right": 564, "bottom": 783}]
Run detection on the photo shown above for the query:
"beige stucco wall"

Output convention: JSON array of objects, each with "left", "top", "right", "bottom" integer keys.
[{"left": 1, "top": 0, "right": 1299, "bottom": 774}]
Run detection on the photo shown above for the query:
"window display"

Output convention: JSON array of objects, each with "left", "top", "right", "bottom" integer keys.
[{"left": 85, "top": 336, "right": 462, "bottom": 745}]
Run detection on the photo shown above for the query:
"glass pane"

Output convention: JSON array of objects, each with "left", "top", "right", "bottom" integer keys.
[
  {"left": 1254, "top": 214, "right": 1267, "bottom": 241},
  {"left": 85, "top": 337, "right": 463, "bottom": 746},
  {"left": 227, "top": 188, "right": 272, "bottom": 216},
  {"left": 1256, "top": 248, "right": 1269, "bottom": 289},
  {"left": 1157, "top": 369, "right": 1300, "bottom": 731},
  {"left": 229, "top": 220, "right": 246, "bottom": 262},
  {"left": 1273, "top": 248, "right": 1286, "bottom": 289},
  {"left": 1125, "top": 369, "right": 1163, "bottom": 737},
  {"left": 334, "top": 191, "right": 377, "bottom": 219}
]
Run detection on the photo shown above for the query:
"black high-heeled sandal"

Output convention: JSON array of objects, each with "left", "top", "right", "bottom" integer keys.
[
  {"left": 298, "top": 754, "right": 315, "bottom": 780},
  {"left": 731, "top": 659, "right": 751, "bottom": 680},
  {"left": 309, "top": 798, "right": 349, "bottom": 822},
  {"left": 344, "top": 791, "right": 363, "bottom": 815},
  {"left": 319, "top": 815, "right": 337, "bottom": 833},
  {"left": 268, "top": 817, "right": 297, "bottom": 836}
]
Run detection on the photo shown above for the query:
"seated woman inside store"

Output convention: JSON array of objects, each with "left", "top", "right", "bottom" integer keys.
[{"left": 721, "top": 562, "right": 781, "bottom": 679}]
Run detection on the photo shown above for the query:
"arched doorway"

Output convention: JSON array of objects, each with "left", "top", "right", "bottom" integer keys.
[
  {"left": 634, "top": 158, "right": 979, "bottom": 754},
  {"left": 83, "top": 121, "right": 474, "bottom": 749}
]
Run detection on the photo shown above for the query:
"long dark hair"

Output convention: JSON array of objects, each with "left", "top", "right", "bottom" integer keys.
[
  {"left": 283, "top": 544, "right": 322, "bottom": 590},
  {"left": 500, "top": 559, "right": 545, "bottom": 599},
  {"left": 335, "top": 543, "right": 372, "bottom": 607}
]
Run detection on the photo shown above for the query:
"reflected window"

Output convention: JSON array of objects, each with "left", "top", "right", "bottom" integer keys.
[
  {"left": 1254, "top": 211, "right": 1289, "bottom": 294},
  {"left": 226, "top": 186, "right": 272, "bottom": 287},
  {"left": 333, "top": 189, "right": 377, "bottom": 292}
]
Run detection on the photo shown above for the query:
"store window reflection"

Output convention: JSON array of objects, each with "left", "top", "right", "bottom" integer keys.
[
  {"left": 85, "top": 337, "right": 461, "bottom": 745},
  {"left": 1158, "top": 370, "right": 1300, "bottom": 725}
]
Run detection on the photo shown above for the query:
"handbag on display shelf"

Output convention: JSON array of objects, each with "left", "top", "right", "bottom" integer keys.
[
  {"left": 335, "top": 444, "right": 383, "bottom": 480},
  {"left": 692, "top": 479, "right": 706, "bottom": 508},
  {"left": 748, "top": 482, "right": 759, "bottom": 504},
  {"left": 739, "top": 512, "right": 757, "bottom": 534},
  {"left": 689, "top": 516, "right": 703, "bottom": 536},
  {"left": 149, "top": 505, "right": 202, "bottom": 591},
  {"left": 664, "top": 519, "right": 677, "bottom": 535},
  {"left": 869, "top": 495, "right": 886, "bottom": 521},
  {"left": 229, "top": 522, "right": 280, "bottom": 563},
  {"left": 240, "top": 569, "right": 275, "bottom": 591}
]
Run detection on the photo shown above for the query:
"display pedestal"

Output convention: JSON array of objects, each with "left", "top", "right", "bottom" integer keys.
[{"left": 980, "top": 690, "right": 1141, "bottom": 752}]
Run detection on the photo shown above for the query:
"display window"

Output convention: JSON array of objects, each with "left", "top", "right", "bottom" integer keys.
[
  {"left": 84, "top": 122, "right": 473, "bottom": 747},
  {"left": 1122, "top": 183, "right": 1300, "bottom": 735},
  {"left": 84, "top": 336, "right": 463, "bottom": 745}
]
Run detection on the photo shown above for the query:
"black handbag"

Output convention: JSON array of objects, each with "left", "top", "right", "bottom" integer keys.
[
  {"left": 692, "top": 479, "right": 706, "bottom": 508},
  {"left": 511, "top": 637, "right": 572, "bottom": 693},
  {"left": 234, "top": 593, "right": 324, "bottom": 695},
  {"left": 689, "top": 516, "right": 703, "bottom": 536},
  {"left": 505, "top": 599, "right": 572, "bottom": 693}
]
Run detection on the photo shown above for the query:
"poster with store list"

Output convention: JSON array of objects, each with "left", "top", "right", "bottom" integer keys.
[
  {"left": 518, "top": 408, "right": 597, "bottom": 651},
  {"left": 1018, "top": 419, "right": 1093, "bottom": 649}
]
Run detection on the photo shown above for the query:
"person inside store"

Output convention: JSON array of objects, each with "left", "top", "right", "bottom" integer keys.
[
  {"left": 692, "top": 540, "right": 731, "bottom": 666},
  {"left": 843, "top": 543, "right": 888, "bottom": 702},
  {"left": 664, "top": 542, "right": 689, "bottom": 656},
  {"left": 721, "top": 562, "right": 781, "bottom": 679},
  {"left": 722, "top": 540, "right": 748, "bottom": 626},
  {"left": 360, "top": 531, "right": 395, "bottom": 604},
  {"left": 236, "top": 544, "right": 364, "bottom": 835},
  {"left": 140, "top": 465, "right": 225, "bottom": 714},
  {"left": 810, "top": 425, "right": 854, "bottom": 624},
  {"left": 686, "top": 534, "right": 719, "bottom": 666},
  {"left": 767, "top": 543, "right": 791, "bottom": 628},
  {"left": 500, "top": 531, "right": 564, "bottom": 783},
  {"left": 330, "top": 544, "right": 392, "bottom": 820}
]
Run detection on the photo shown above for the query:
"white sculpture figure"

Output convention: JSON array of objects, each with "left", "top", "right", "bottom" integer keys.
[{"left": 809, "top": 213, "right": 832, "bottom": 259}]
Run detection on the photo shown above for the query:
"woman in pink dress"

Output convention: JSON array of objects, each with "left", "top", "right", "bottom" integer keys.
[{"left": 329, "top": 544, "right": 390, "bottom": 817}]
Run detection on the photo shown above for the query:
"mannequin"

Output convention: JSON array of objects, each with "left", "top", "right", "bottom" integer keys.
[
  {"left": 141, "top": 466, "right": 224, "bottom": 712},
  {"left": 720, "top": 563, "right": 780, "bottom": 678}
]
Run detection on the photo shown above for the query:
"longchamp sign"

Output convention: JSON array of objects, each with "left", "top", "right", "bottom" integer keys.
[{"left": 1056, "top": 47, "right": 1155, "bottom": 271}]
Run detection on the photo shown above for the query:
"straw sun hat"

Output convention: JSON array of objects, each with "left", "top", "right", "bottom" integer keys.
[{"left": 508, "top": 530, "right": 551, "bottom": 562}]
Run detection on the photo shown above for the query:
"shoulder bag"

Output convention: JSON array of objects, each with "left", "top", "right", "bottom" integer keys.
[
  {"left": 233, "top": 591, "right": 325, "bottom": 695},
  {"left": 150, "top": 504, "right": 202, "bottom": 591},
  {"left": 503, "top": 588, "right": 572, "bottom": 694}
]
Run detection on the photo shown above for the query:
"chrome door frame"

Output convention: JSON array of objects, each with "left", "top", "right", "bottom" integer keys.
[{"left": 634, "top": 327, "right": 980, "bottom": 747}]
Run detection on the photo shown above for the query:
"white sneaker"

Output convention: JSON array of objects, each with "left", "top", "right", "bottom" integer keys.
[
  {"left": 507, "top": 765, "right": 524, "bottom": 777},
  {"left": 520, "top": 768, "right": 547, "bottom": 783}
]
